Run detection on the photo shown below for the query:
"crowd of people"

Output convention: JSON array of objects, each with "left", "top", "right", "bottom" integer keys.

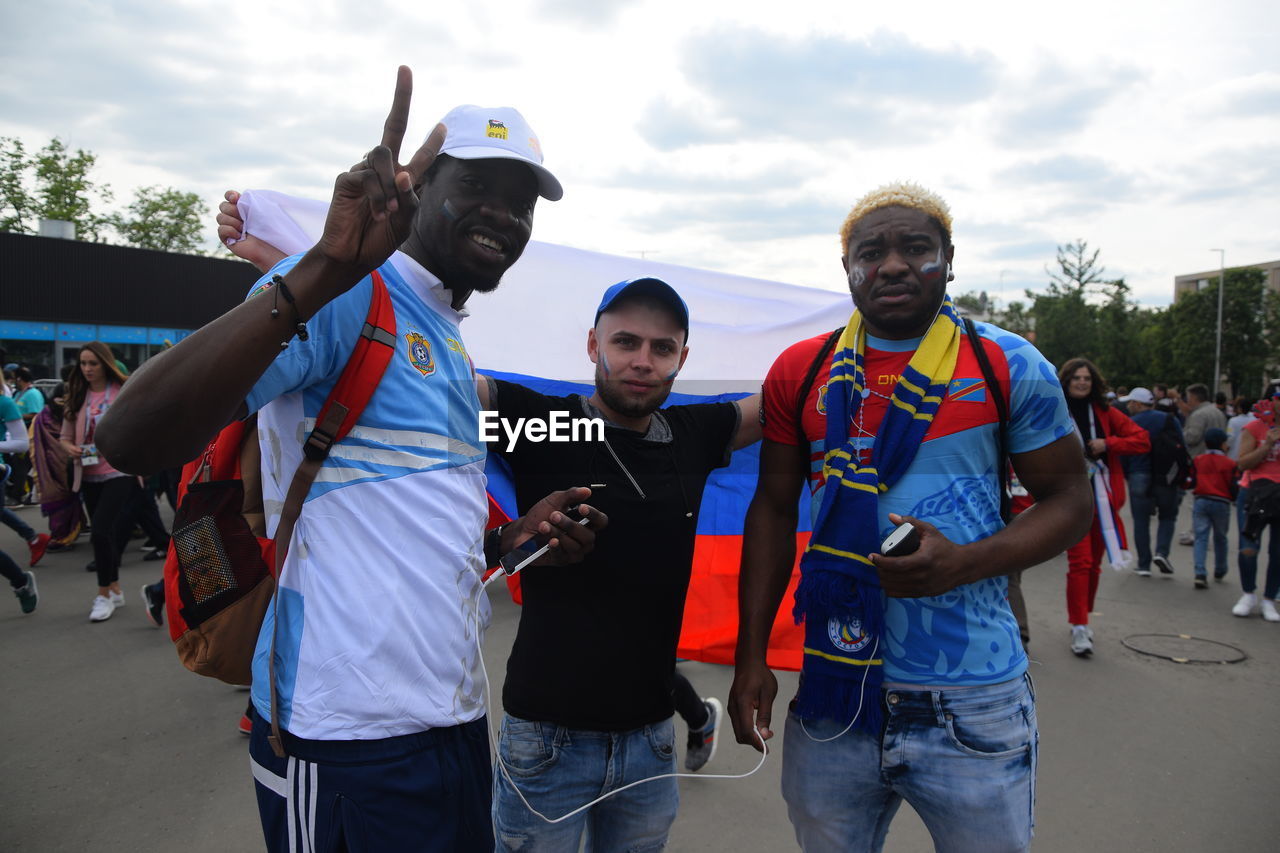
[
  {"left": 3, "top": 70, "right": 1277, "bottom": 853},
  {"left": 1103, "top": 379, "right": 1280, "bottom": 625},
  {"left": 1, "top": 344, "right": 172, "bottom": 622}
]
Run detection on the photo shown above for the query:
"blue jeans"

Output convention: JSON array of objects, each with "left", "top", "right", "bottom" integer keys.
[
  {"left": 1237, "top": 487, "right": 1280, "bottom": 599},
  {"left": 492, "top": 714, "right": 679, "bottom": 852},
  {"left": 1192, "top": 497, "right": 1231, "bottom": 577},
  {"left": 0, "top": 505, "right": 35, "bottom": 542},
  {"left": 782, "top": 675, "right": 1037, "bottom": 853},
  {"left": 1127, "top": 472, "right": 1178, "bottom": 568}
]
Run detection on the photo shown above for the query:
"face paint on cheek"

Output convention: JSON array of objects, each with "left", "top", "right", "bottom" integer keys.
[
  {"left": 850, "top": 265, "right": 878, "bottom": 289},
  {"left": 920, "top": 247, "right": 944, "bottom": 282},
  {"left": 599, "top": 352, "right": 611, "bottom": 379},
  {"left": 442, "top": 199, "right": 460, "bottom": 221}
]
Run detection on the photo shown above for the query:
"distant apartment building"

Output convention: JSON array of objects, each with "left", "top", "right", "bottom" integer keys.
[{"left": 1174, "top": 258, "right": 1280, "bottom": 301}]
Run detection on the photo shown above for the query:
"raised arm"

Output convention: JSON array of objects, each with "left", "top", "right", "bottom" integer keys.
[
  {"left": 97, "top": 66, "right": 444, "bottom": 474},
  {"left": 727, "top": 436, "right": 808, "bottom": 752}
]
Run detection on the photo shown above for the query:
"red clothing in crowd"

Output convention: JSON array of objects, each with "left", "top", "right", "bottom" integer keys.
[
  {"left": 1066, "top": 403, "right": 1150, "bottom": 625},
  {"left": 1193, "top": 450, "right": 1237, "bottom": 501}
]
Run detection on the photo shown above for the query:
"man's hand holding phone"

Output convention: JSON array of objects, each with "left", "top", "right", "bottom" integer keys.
[
  {"left": 870, "top": 513, "right": 973, "bottom": 598},
  {"left": 496, "top": 485, "right": 608, "bottom": 573}
]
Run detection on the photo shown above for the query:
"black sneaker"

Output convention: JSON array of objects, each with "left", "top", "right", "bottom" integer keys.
[
  {"left": 1194, "top": 575, "right": 1209, "bottom": 589},
  {"left": 141, "top": 582, "right": 164, "bottom": 627},
  {"left": 14, "top": 571, "right": 38, "bottom": 614},
  {"left": 685, "top": 697, "right": 723, "bottom": 772},
  {"left": 1153, "top": 554, "right": 1174, "bottom": 575}
]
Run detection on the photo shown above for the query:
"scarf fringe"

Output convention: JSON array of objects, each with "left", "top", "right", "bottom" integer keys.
[{"left": 794, "top": 668, "right": 885, "bottom": 735}]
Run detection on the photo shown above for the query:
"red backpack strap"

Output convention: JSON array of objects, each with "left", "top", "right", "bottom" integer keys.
[
  {"left": 303, "top": 270, "right": 398, "bottom": 461},
  {"left": 267, "top": 269, "right": 397, "bottom": 757}
]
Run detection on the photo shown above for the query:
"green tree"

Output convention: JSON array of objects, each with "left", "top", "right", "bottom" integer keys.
[
  {"left": 0, "top": 137, "right": 36, "bottom": 233},
  {"left": 1, "top": 136, "right": 207, "bottom": 254},
  {"left": 1164, "top": 268, "right": 1267, "bottom": 395},
  {"left": 1045, "top": 239, "right": 1106, "bottom": 295},
  {"left": 995, "top": 299, "right": 1034, "bottom": 340},
  {"left": 0, "top": 136, "right": 112, "bottom": 240},
  {"left": 113, "top": 185, "right": 206, "bottom": 253},
  {"left": 1028, "top": 286, "right": 1095, "bottom": 370},
  {"left": 30, "top": 137, "right": 112, "bottom": 241}
]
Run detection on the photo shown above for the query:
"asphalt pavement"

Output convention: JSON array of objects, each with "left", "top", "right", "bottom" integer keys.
[{"left": 2, "top": 496, "right": 1277, "bottom": 852}]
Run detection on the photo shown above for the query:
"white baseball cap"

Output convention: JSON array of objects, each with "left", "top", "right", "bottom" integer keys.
[
  {"left": 436, "top": 105, "right": 563, "bottom": 201},
  {"left": 1120, "top": 387, "right": 1155, "bottom": 405}
]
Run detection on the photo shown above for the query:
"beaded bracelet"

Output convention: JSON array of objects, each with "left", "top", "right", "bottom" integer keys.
[{"left": 270, "top": 273, "right": 309, "bottom": 348}]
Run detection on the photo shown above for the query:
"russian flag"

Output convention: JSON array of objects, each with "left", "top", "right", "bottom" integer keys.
[{"left": 236, "top": 190, "right": 851, "bottom": 672}]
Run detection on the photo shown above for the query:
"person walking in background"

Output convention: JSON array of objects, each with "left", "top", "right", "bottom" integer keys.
[
  {"left": 1121, "top": 387, "right": 1182, "bottom": 577},
  {"left": 29, "top": 381, "right": 85, "bottom": 552},
  {"left": 1060, "top": 358, "right": 1150, "bottom": 657},
  {"left": 1181, "top": 384, "right": 1227, "bottom": 458},
  {"left": 1233, "top": 399, "right": 1280, "bottom": 622},
  {"left": 1, "top": 392, "right": 50, "bottom": 566},
  {"left": 1226, "top": 398, "right": 1256, "bottom": 462},
  {"left": 1190, "top": 428, "right": 1236, "bottom": 588},
  {"left": 59, "top": 342, "right": 137, "bottom": 622},
  {"left": 1176, "top": 383, "right": 1228, "bottom": 548},
  {"left": 7, "top": 367, "right": 45, "bottom": 506}
]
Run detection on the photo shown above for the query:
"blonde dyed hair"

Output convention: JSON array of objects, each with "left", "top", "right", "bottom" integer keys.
[{"left": 839, "top": 181, "right": 953, "bottom": 257}]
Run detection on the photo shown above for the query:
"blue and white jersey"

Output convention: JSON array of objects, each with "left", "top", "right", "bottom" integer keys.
[{"left": 245, "top": 252, "right": 490, "bottom": 741}]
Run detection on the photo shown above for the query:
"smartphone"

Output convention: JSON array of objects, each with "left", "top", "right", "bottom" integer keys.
[
  {"left": 498, "top": 517, "right": 591, "bottom": 576},
  {"left": 880, "top": 522, "right": 920, "bottom": 557}
]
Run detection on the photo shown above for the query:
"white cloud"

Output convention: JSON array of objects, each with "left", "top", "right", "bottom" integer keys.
[{"left": 0, "top": 0, "right": 1276, "bottom": 307}]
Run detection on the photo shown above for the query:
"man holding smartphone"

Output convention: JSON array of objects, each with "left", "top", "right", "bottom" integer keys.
[
  {"left": 477, "top": 277, "right": 762, "bottom": 850},
  {"left": 97, "top": 69, "right": 603, "bottom": 852},
  {"left": 214, "top": 180, "right": 766, "bottom": 845},
  {"left": 729, "top": 182, "right": 1092, "bottom": 853}
]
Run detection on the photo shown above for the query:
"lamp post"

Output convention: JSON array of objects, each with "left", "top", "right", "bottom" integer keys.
[{"left": 1211, "top": 248, "right": 1225, "bottom": 398}]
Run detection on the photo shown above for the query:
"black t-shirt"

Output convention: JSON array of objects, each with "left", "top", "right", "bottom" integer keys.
[{"left": 491, "top": 379, "right": 739, "bottom": 731}]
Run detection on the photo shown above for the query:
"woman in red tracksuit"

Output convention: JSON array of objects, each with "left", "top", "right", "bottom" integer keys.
[{"left": 1059, "top": 358, "right": 1150, "bottom": 657}]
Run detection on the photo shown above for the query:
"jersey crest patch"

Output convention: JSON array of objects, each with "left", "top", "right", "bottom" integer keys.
[{"left": 406, "top": 331, "right": 436, "bottom": 377}]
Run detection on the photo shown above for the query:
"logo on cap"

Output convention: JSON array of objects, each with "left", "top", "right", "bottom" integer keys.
[{"left": 486, "top": 119, "right": 509, "bottom": 140}]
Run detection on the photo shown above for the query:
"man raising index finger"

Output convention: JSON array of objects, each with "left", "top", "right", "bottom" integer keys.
[{"left": 98, "top": 70, "right": 570, "bottom": 852}]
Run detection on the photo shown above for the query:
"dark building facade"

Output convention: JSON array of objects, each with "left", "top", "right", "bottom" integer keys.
[{"left": 1, "top": 231, "right": 260, "bottom": 378}]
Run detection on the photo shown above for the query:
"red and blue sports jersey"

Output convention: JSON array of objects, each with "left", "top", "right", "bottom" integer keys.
[{"left": 763, "top": 322, "right": 1074, "bottom": 686}]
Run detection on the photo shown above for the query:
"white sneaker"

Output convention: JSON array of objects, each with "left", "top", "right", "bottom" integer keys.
[
  {"left": 109, "top": 589, "right": 126, "bottom": 607},
  {"left": 1231, "top": 593, "right": 1258, "bottom": 617},
  {"left": 1070, "top": 624, "right": 1093, "bottom": 657},
  {"left": 89, "top": 595, "right": 116, "bottom": 622},
  {"left": 1262, "top": 599, "right": 1280, "bottom": 623}
]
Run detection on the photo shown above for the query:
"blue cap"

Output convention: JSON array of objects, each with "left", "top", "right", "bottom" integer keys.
[
  {"left": 594, "top": 277, "right": 690, "bottom": 340},
  {"left": 1204, "top": 427, "right": 1227, "bottom": 449}
]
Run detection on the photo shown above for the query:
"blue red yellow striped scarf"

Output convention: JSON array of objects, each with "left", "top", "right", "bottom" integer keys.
[{"left": 793, "top": 296, "right": 962, "bottom": 731}]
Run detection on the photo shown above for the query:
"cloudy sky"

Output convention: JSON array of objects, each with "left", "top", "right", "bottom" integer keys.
[{"left": 3, "top": 0, "right": 1276, "bottom": 307}]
